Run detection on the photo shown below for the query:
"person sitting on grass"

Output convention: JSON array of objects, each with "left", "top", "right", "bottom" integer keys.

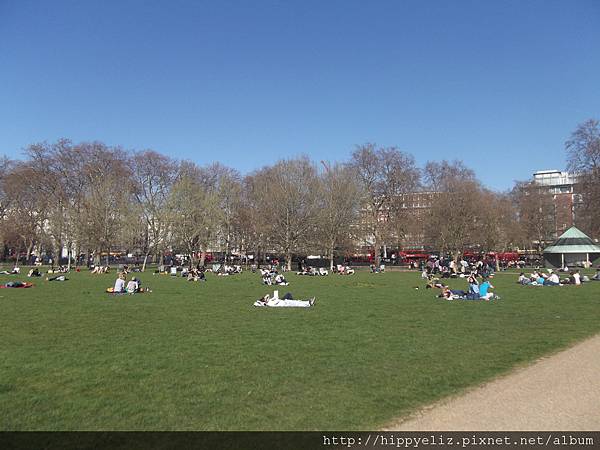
[
  {"left": 478, "top": 277, "right": 500, "bottom": 300},
  {"left": 126, "top": 277, "right": 139, "bottom": 294},
  {"left": 370, "top": 264, "right": 381, "bottom": 273},
  {"left": 338, "top": 264, "right": 354, "bottom": 275},
  {"left": 186, "top": 268, "right": 197, "bottom": 281},
  {"left": 113, "top": 272, "right": 126, "bottom": 293},
  {"left": 425, "top": 275, "right": 445, "bottom": 289},
  {"left": 531, "top": 273, "right": 545, "bottom": 285},
  {"left": 518, "top": 273, "right": 531, "bottom": 285},
  {"left": 253, "top": 292, "right": 316, "bottom": 308},
  {"left": 592, "top": 268, "right": 600, "bottom": 281},
  {"left": 464, "top": 274, "right": 481, "bottom": 299},
  {"left": 28, "top": 268, "right": 42, "bottom": 277},
  {"left": 187, "top": 268, "right": 206, "bottom": 282},
  {"left": 274, "top": 274, "right": 289, "bottom": 285},
  {"left": 545, "top": 271, "right": 560, "bottom": 286}
]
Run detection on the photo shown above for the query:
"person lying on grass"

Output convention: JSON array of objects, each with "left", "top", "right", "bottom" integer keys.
[
  {"left": 438, "top": 286, "right": 467, "bottom": 300},
  {"left": 46, "top": 275, "right": 68, "bottom": 281},
  {"left": 1, "top": 281, "right": 33, "bottom": 288},
  {"left": 253, "top": 292, "right": 316, "bottom": 308},
  {"left": 0, "top": 267, "right": 20, "bottom": 275}
]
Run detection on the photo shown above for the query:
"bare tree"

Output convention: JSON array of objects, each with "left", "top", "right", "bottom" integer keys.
[
  {"left": 351, "top": 144, "right": 420, "bottom": 265},
  {"left": 170, "top": 162, "right": 220, "bottom": 267},
  {"left": 566, "top": 118, "right": 600, "bottom": 238},
  {"left": 130, "top": 150, "right": 177, "bottom": 270},
  {"left": 249, "top": 157, "right": 320, "bottom": 270},
  {"left": 423, "top": 160, "right": 482, "bottom": 260},
  {"left": 74, "top": 142, "right": 132, "bottom": 266},
  {"left": 3, "top": 163, "right": 49, "bottom": 266},
  {"left": 239, "top": 173, "right": 271, "bottom": 267},
  {"left": 476, "top": 191, "right": 519, "bottom": 269},
  {"left": 0, "top": 157, "right": 15, "bottom": 254},
  {"left": 317, "top": 161, "right": 360, "bottom": 270},
  {"left": 205, "top": 163, "right": 242, "bottom": 266}
]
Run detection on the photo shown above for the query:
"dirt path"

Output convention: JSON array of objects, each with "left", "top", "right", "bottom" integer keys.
[{"left": 384, "top": 334, "right": 600, "bottom": 431}]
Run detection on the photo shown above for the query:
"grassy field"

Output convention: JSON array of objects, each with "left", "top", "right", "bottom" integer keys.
[{"left": 1, "top": 268, "right": 599, "bottom": 430}]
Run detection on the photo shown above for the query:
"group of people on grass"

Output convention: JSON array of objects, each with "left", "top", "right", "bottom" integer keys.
[
  {"left": 517, "top": 268, "right": 598, "bottom": 286},
  {"left": 422, "top": 257, "right": 496, "bottom": 279},
  {"left": 336, "top": 264, "right": 355, "bottom": 275},
  {"left": 107, "top": 272, "right": 148, "bottom": 294},
  {"left": 91, "top": 265, "right": 110, "bottom": 274},
  {"left": 182, "top": 267, "right": 206, "bottom": 282},
  {"left": 425, "top": 272, "right": 500, "bottom": 301},
  {"left": 261, "top": 267, "right": 289, "bottom": 286},
  {"left": 297, "top": 266, "right": 328, "bottom": 276},
  {"left": 370, "top": 264, "right": 385, "bottom": 273}
]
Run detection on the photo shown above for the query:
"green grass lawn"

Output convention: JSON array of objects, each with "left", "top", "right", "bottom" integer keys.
[{"left": 1, "top": 268, "right": 599, "bottom": 430}]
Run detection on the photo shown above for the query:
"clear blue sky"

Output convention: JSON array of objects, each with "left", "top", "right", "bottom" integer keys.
[{"left": 1, "top": 0, "right": 598, "bottom": 191}]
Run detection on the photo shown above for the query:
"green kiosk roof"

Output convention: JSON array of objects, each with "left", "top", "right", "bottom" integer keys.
[{"left": 543, "top": 227, "right": 600, "bottom": 254}]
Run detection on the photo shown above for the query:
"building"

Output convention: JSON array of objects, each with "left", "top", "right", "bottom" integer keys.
[
  {"left": 356, "top": 191, "right": 440, "bottom": 256},
  {"left": 532, "top": 170, "right": 582, "bottom": 240}
]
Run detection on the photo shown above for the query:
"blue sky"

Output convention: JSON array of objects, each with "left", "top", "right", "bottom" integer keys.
[{"left": 1, "top": 0, "right": 598, "bottom": 191}]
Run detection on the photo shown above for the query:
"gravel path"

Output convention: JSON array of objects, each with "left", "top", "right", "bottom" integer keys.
[{"left": 384, "top": 334, "right": 600, "bottom": 431}]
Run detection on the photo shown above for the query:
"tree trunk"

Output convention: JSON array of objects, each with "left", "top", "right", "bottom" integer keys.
[
  {"left": 373, "top": 231, "right": 380, "bottom": 266},
  {"left": 67, "top": 243, "right": 72, "bottom": 271},
  {"left": 142, "top": 253, "right": 150, "bottom": 272},
  {"left": 15, "top": 243, "right": 22, "bottom": 268},
  {"left": 329, "top": 240, "right": 335, "bottom": 271},
  {"left": 286, "top": 250, "right": 292, "bottom": 271},
  {"left": 54, "top": 242, "right": 61, "bottom": 267},
  {"left": 26, "top": 242, "right": 34, "bottom": 263}
]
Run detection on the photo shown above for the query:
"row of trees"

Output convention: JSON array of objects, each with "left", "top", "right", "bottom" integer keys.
[{"left": 1, "top": 119, "right": 598, "bottom": 269}]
